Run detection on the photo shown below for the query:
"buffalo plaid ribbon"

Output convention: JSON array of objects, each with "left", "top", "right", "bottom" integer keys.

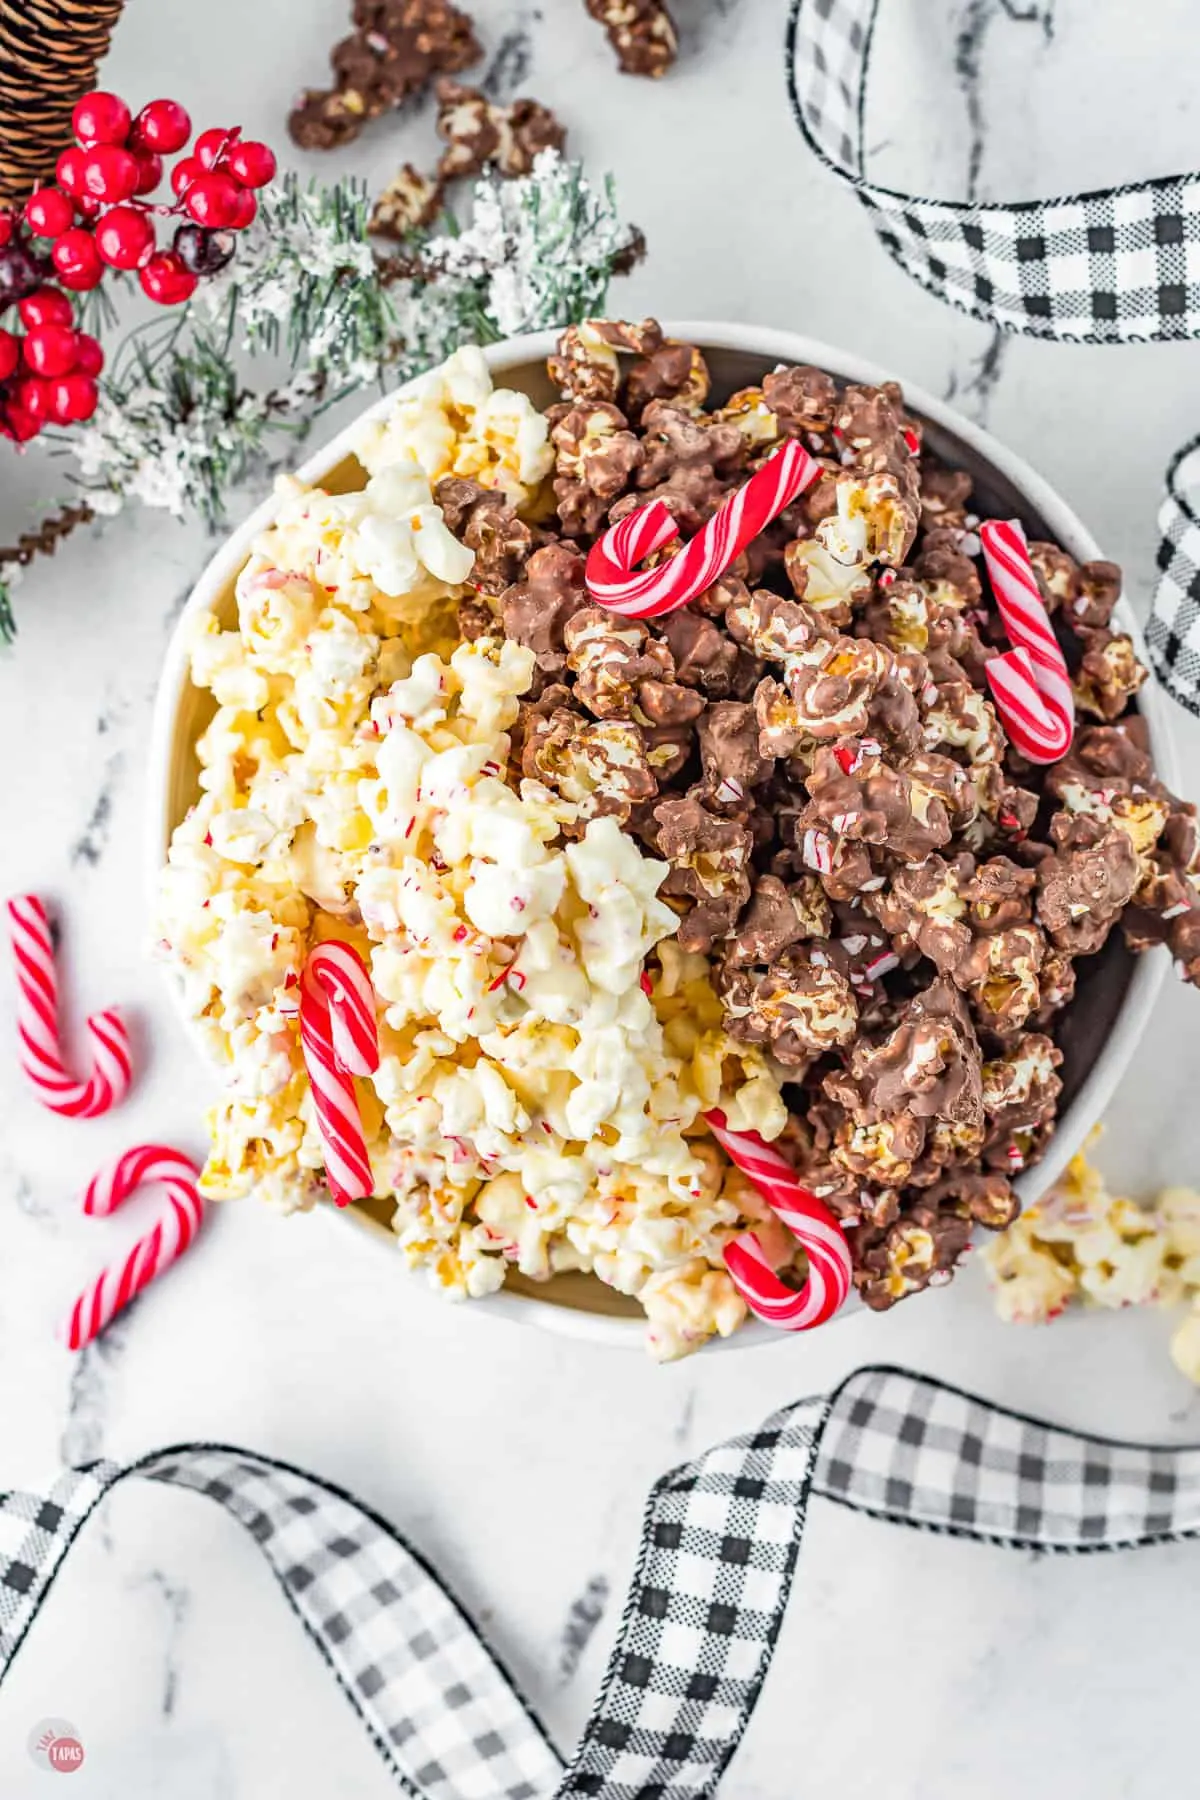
[
  {"left": 2, "top": 1366, "right": 1198, "bottom": 1798},
  {"left": 787, "top": 0, "right": 1200, "bottom": 712}
]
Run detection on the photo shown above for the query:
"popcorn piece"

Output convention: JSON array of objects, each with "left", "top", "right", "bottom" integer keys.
[
  {"left": 815, "top": 469, "right": 919, "bottom": 569},
  {"left": 1036, "top": 815, "right": 1140, "bottom": 956},
  {"left": 585, "top": 0, "right": 678, "bottom": 77},
  {"left": 523, "top": 707, "right": 657, "bottom": 824},
  {"left": 502, "top": 543, "right": 590, "bottom": 674},
  {"left": 564, "top": 608, "right": 692, "bottom": 722},
  {"left": 652, "top": 795, "right": 754, "bottom": 953},
  {"left": 718, "top": 950, "right": 858, "bottom": 1065},
  {"left": 434, "top": 78, "right": 565, "bottom": 183},
  {"left": 369, "top": 162, "right": 444, "bottom": 239},
  {"left": 289, "top": 0, "right": 482, "bottom": 151},
  {"left": 548, "top": 318, "right": 664, "bottom": 405},
  {"left": 434, "top": 477, "right": 532, "bottom": 597},
  {"left": 1073, "top": 627, "right": 1148, "bottom": 720},
  {"left": 762, "top": 364, "right": 838, "bottom": 437},
  {"left": 552, "top": 400, "right": 643, "bottom": 536},
  {"left": 358, "top": 346, "right": 553, "bottom": 502},
  {"left": 784, "top": 537, "right": 873, "bottom": 626},
  {"left": 985, "top": 1151, "right": 1200, "bottom": 1376}
]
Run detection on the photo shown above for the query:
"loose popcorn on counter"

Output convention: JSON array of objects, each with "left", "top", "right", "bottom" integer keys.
[
  {"left": 158, "top": 350, "right": 791, "bottom": 1359},
  {"left": 983, "top": 1148, "right": 1200, "bottom": 1382}
]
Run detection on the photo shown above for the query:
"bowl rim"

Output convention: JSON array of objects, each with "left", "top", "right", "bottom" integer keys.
[{"left": 148, "top": 319, "right": 1174, "bottom": 1352}]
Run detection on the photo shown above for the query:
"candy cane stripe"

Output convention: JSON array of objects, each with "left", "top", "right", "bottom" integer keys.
[
  {"left": 7, "top": 895, "right": 133, "bottom": 1118},
  {"left": 586, "top": 440, "right": 821, "bottom": 620},
  {"left": 705, "top": 1109, "right": 852, "bottom": 1332},
  {"left": 980, "top": 520, "right": 1074, "bottom": 764},
  {"left": 61, "top": 1146, "right": 205, "bottom": 1352},
  {"left": 300, "top": 943, "right": 379, "bottom": 1208}
]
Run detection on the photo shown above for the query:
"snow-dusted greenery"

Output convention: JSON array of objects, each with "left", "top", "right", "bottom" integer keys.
[{"left": 1, "top": 152, "right": 640, "bottom": 642}]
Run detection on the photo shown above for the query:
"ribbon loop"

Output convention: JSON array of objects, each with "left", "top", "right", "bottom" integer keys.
[{"left": 4, "top": 1369, "right": 1199, "bottom": 1799}]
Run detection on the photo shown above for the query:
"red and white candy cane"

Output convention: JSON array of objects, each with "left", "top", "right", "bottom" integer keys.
[
  {"left": 299, "top": 941, "right": 380, "bottom": 1208},
  {"left": 705, "top": 1109, "right": 853, "bottom": 1331},
  {"left": 61, "top": 1145, "right": 204, "bottom": 1352},
  {"left": 585, "top": 438, "right": 821, "bottom": 619},
  {"left": 7, "top": 894, "right": 132, "bottom": 1118},
  {"left": 980, "top": 519, "right": 1075, "bottom": 764}
]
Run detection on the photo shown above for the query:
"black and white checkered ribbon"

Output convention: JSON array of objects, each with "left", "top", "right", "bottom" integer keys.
[
  {"left": 787, "top": 0, "right": 1200, "bottom": 710},
  {"left": 3, "top": 1366, "right": 1199, "bottom": 1798}
]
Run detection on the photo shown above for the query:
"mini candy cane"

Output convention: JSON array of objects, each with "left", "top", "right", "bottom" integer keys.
[
  {"left": 980, "top": 519, "right": 1075, "bottom": 764},
  {"left": 61, "top": 1146, "right": 204, "bottom": 1351},
  {"left": 585, "top": 438, "right": 820, "bottom": 619},
  {"left": 705, "top": 1110, "right": 852, "bottom": 1331},
  {"left": 7, "top": 894, "right": 132, "bottom": 1118},
  {"left": 300, "top": 941, "right": 380, "bottom": 1208}
]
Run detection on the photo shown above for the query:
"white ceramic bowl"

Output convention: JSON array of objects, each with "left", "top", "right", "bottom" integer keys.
[{"left": 149, "top": 322, "right": 1174, "bottom": 1351}]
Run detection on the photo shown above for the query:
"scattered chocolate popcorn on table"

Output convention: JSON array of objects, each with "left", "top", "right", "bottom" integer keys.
[
  {"left": 369, "top": 79, "right": 568, "bottom": 242},
  {"left": 585, "top": 0, "right": 678, "bottom": 78},
  {"left": 158, "top": 319, "right": 1200, "bottom": 1354},
  {"left": 288, "top": 0, "right": 481, "bottom": 153},
  {"left": 984, "top": 1148, "right": 1200, "bottom": 1384}
]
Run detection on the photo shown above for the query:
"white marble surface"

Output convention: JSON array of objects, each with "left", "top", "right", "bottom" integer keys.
[{"left": 3, "top": 1, "right": 1200, "bottom": 1794}]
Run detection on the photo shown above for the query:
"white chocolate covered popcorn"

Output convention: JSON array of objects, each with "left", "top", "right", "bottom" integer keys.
[
  {"left": 985, "top": 1148, "right": 1200, "bottom": 1382},
  {"left": 156, "top": 353, "right": 789, "bottom": 1357}
]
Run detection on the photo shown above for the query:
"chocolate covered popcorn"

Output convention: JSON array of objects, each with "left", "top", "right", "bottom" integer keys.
[
  {"left": 447, "top": 318, "right": 1200, "bottom": 1314},
  {"left": 289, "top": 0, "right": 481, "bottom": 152},
  {"left": 585, "top": 0, "right": 678, "bottom": 78}
]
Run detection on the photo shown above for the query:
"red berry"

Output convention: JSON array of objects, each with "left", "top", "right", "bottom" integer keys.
[
  {"left": 56, "top": 147, "right": 90, "bottom": 196},
  {"left": 2, "top": 405, "right": 42, "bottom": 443},
  {"left": 15, "top": 375, "right": 52, "bottom": 420},
  {"left": 0, "top": 210, "right": 13, "bottom": 248},
  {"left": 73, "top": 332, "right": 104, "bottom": 377},
  {"left": 0, "top": 328, "right": 18, "bottom": 381},
  {"left": 75, "top": 195, "right": 103, "bottom": 221},
  {"left": 18, "top": 285, "right": 74, "bottom": 327},
  {"left": 134, "top": 152, "right": 164, "bottom": 196},
  {"left": 24, "top": 187, "right": 75, "bottom": 239},
  {"left": 226, "top": 140, "right": 276, "bottom": 189},
  {"left": 170, "top": 156, "right": 203, "bottom": 199},
  {"left": 228, "top": 186, "right": 257, "bottom": 230},
  {"left": 139, "top": 251, "right": 198, "bottom": 305},
  {"left": 72, "top": 90, "right": 132, "bottom": 147},
  {"left": 51, "top": 228, "right": 103, "bottom": 291},
  {"left": 49, "top": 373, "right": 99, "bottom": 424},
  {"left": 183, "top": 171, "right": 242, "bottom": 229},
  {"left": 195, "top": 126, "right": 238, "bottom": 169},
  {"left": 22, "top": 324, "right": 78, "bottom": 377},
  {"left": 96, "top": 205, "right": 156, "bottom": 270},
  {"left": 81, "top": 144, "right": 140, "bottom": 204},
  {"left": 130, "top": 98, "right": 192, "bottom": 155}
]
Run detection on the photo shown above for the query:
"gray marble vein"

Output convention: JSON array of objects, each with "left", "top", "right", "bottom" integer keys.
[
  {"left": 69, "top": 748, "right": 125, "bottom": 869},
  {"left": 59, "top": 1322, "right": 131, "bottom": 1467},
  {"left": 483, "top": 16, "right": 539, "bottom": 99},
  {"left": 557, "top": 1573, "right": 610, "bottom": 1683}
]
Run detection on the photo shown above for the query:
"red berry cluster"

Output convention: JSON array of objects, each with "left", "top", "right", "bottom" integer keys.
[
  {"left": 0, "top": 91, "right": 277, "bottom": 445},
  {"left": 42, "top": 92, "right": 277, "bottom": 300},
  {"left": 0, "top": 279, "right": 103, "bottom": 439}
]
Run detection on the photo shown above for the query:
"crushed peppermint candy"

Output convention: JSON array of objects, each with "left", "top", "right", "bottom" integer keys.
[{"left": 802, "top": 829, "right": 834, "bottom": 874}]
